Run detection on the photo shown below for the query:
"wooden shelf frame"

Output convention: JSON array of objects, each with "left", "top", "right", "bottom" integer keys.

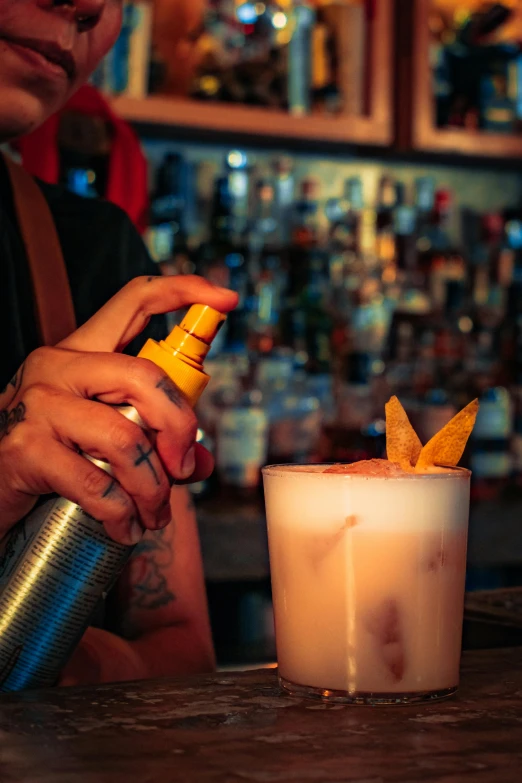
[
  {"left": 112, "top": 0, "right": 394, "bottom": 147},
  {"left": 410, "top": 0, "right": 522, "bottom": 158}
]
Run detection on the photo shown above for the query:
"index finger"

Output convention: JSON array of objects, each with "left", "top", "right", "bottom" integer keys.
[{"left": 60, "top": 276, "right": 238, "bottom": 353}]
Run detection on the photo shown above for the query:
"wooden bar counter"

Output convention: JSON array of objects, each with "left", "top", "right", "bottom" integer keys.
[{"left": 1, "top": 647, "right": 521, "bottom": 783}]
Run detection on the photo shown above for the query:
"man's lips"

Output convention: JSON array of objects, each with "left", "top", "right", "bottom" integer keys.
[{"left": 1, "top": 35, "right": 76, "bottom": 79}]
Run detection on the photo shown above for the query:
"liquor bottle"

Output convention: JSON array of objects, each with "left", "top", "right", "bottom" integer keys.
[
  {"left": 249, "top": 179, "right": 278, "bottom": 252},
  {"left": 310, "top": 3, "right": 339, "bottom": 113},
  {"left": 291, "top": 177, "right": 320, "bottom": 250},
  {"left": 328, "top": 176, "right": 363, "bottom": 255},
  {"left": 271, "top": 155, "right": 295, "bottom": 247},
  {"left": 298, "top": 264, "right": 332, "bottom": 375},
  {"left": 394, "top": 182, "right": 431, "bottom": 316},
  {"left": 433, "top": 277, "right": 467, "bottom": 376},
  {"left": 247, "top": 179, "right": 284, "bottom": 355},
  {"left": 287, "top": 0, "right": 315, "bottom": 115},
  {"left": 286, "top": 178, "right": 321, "bottom": 321},
  {"left": 414, "top": 176, "right": 436, "bottom": 259},
  {"left": 225, "top": 149, "right": 251, "bottom": 245},
  {"left": 431, "top": 188, "right": 453, "bottom": 252},
  {"left": 147, "top": 152, "right": 194, "bottom": 277},
  {"left": 202, "top": 153, "right": 250, "bottom": 298},
  {"left": 375, "top": 175, "right": 397, "bottom": 267},
  {"left": 216, "top": 389, "right": 269, "bottom": 499},
  {"left": 326, "top": 177, "right": 364, "bottom": 332}
]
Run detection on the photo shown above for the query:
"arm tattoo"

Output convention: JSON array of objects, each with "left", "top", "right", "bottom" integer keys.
[
  {"left": 134, "top": 444, "right": 160, "bottom": 485},
  {"left": 0, "top": 402, "right": 26, "bottom": 443},
  {"left": 0, "top": 365, "right": 27, "bottom": 443},
  {"left": 0, "top": 363, "right": 25, "bottom": 398},
  {"left": 128, "top": 530, "right": 176, "bottom": 611},
  {"left": 112, "top": 527, "right": 176, "bottom": 638},
  {"left": 156, "top": 376, "right": 185, "bottom": 409}
]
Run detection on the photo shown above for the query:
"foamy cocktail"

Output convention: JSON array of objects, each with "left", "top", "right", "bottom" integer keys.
[
  {"left": 263, "top": 461, "right": 470, "bottom": 704},
  {"left": 263, "top": 397, "right": 478, "bottom": 705}
]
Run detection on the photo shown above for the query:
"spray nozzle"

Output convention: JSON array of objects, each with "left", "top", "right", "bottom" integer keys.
[
  {"left": 167, "top": 304, "right": 226, "bottom": 347},
  {"left": 138, "top": 304, "right": 227, "bottom": 407}
]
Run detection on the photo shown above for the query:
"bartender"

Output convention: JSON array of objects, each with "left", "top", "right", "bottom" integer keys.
[{"left": 0, "top": 0, "right": 236, "bottom": 686}]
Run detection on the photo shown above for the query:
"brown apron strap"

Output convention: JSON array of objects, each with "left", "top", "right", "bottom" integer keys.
[{"left": 3, "top": 154, "right": 77, "bottom": 346}]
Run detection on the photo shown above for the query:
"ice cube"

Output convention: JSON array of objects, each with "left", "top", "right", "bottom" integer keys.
[
  {"left": 424, "top": 547, "right": 447, "bottom": 572},
  {"left": 309, "top": 516, "right": 358, "bottom": 569},
  {"left": 365, "top": 599, "right": 406, "bottom": 683}
]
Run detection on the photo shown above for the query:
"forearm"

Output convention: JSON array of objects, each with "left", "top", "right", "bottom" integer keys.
[
  {"left": 107, "top": 487, "right": 216, "bottom": 673},
  {"left": 130, "top": 623, "right": 216, "bottom": 679},
  {"left": 60, "top": 619, "right": 215, "bottom": 687}
]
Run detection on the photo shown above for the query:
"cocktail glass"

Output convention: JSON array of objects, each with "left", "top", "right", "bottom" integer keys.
[{"left": 263, "top": 464, "right": 471, "bottom": 705}]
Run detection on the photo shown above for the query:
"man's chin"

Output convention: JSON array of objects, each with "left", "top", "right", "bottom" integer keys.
[{"left": 0, "top": 85, "right": 63, "bottom": 142}]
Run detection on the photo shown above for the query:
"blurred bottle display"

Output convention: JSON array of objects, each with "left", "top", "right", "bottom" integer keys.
[
  {"left": 105, "top": 0, "right": 370, "bottom": 116},
  {"left": 190, "top": 0, "right": 368, "bottom": 115},
  {"left": 143, "top": 147, "right": 522, "bottom": 504},
  {"left": 429, "top": 1, "right": 522, "bottom": 134}
]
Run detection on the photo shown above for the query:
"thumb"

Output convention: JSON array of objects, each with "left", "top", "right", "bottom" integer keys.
[{"left": 60, "top": 276, "right": 238, "bottom": 353}]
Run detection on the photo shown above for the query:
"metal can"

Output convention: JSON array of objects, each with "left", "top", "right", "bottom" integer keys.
[{"left": 0, "top": 406, "right": 143, "bottom": 692}]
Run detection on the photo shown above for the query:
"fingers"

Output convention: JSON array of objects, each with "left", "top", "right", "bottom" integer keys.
[
  {"left": 37, "top": 352, "right": 199, "bottom": 481},
  {"left": 60, "top": 275, "right": 238, "bottom": 353},
  {"left": 175, "top": 443, "right": 214, "bottom": 485},
  {"left": 19, "top": 439, "right": 143, "bottom": 546},
  {"left": 41, "top": 391, "right": 172, "bottom": 533}
]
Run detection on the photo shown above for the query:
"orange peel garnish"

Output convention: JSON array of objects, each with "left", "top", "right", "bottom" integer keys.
[
  {"left": 415, "top": 398, "right": 479, "bottom": 472},
  {"left": 385, "top": 396, "right": 422, "bottom": 471}
]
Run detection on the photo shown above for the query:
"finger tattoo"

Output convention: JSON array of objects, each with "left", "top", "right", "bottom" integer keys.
[
  {"left": 155, "top": 376, "right": 184, "bottom": 409},
  {"left": 134, "top": 444, "right": 160, "bottom": 486},
  {"left": 0, "top": 402, "right": 26, "bottom": 442}
]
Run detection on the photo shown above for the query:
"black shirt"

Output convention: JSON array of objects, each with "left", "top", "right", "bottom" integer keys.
[{"left": 0, "top": 156, "right": 165, "bottom": 389}]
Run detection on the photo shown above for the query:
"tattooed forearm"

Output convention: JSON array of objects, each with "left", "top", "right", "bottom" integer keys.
[
  {"left": 112, "top": 527, "right": 176, "bottom": 638},
  {"left": 129, "top": 531, "right": 175, "bottom": 610},
  {"left": 0, "top": 402, "right": 26, "bottom": 442},
  {"left": 156, "top": 376, "right": 185, "bottom": 409},
  {"left": 134, "top": 444, "right": 160, "bottom": 485}
]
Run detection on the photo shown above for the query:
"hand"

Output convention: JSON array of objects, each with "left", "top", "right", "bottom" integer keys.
[
  {"left": 58, "top": 626, "right": 148, "bottom": 687},
  {"left": 0, "top": 275, "right": 237, "bottom": 545}
]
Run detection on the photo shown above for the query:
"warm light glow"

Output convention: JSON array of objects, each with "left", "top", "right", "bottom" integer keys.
[
  {"left": 458, "top": 316, "right": 473, "bottom": 334},
  {"left": 382, "top": 265, "right": 396, "bottom": 284},
  {"left": 200, "top": 75, "right": 220, "bottom": 96},
  {"left": 227, "top": 150, "right": 248, "bottom": 169},
  {"left": 272, "top": 11, "right": 288, "bottom": 29}
]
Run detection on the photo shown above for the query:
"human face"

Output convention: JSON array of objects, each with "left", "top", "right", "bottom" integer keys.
[{"left": 0, "top": 0, "right": 123, "bottom": 141}]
